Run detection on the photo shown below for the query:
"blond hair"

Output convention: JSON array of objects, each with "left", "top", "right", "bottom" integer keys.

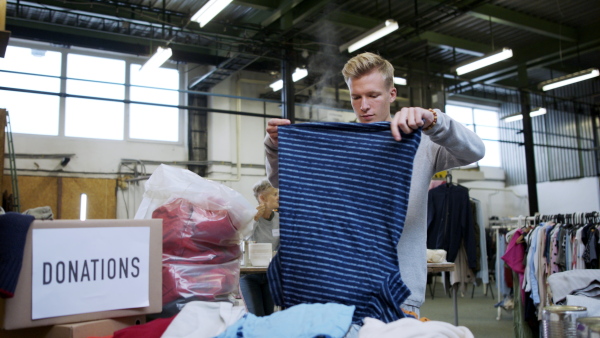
[
  {"left": 252, "top": 179, "right": 273, "bottom": 202},
  {"left": 342, "top": 52, "right": 394, "bottom": 89}
]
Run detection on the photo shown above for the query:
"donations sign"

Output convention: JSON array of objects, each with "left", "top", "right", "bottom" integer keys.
[{"left": 31, "top": 227, "right": 150, "bottom": 319}]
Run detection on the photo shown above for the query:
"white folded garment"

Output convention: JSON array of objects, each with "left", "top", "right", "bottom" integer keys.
[{"left": 427, "top": 249, "right": 447, "bottom": 263}]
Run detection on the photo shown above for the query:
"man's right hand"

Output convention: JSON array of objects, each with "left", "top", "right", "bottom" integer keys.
[{"left": 267, "top": 118, "right": 291, "bottom": 147}]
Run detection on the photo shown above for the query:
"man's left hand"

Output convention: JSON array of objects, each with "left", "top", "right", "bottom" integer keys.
[{"left": 390, "top": 107, "right": 435, "bottom": 141}]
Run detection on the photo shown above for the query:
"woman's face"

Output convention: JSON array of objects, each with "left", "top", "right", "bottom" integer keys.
[{"left": 260, "top": 187, "right": 279, "bottom": 211}]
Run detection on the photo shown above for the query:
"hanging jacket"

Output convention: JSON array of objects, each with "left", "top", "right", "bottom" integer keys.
[{"left": 426, "top": 184, "right": 477, "bottom": 269}]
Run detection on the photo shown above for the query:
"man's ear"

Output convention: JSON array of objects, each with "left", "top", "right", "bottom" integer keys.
[
  {"left": 389, "top": 87, "right": 397, "bottom": 103},
  {"left": 258, "top": 194, "right": 265, "bottom": 203}
]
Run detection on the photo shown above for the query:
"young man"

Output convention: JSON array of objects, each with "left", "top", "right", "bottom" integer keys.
[
  {"left": 239, "top": 179, "right": 280, "bottom": 316},
  {"left": 263, "top": 52, "right": 485, "bottom": 316}
]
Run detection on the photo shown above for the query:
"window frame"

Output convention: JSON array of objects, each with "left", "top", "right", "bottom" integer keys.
[
  {"left": 1, "top": 38, "right": 185, "bottom": 145},
  {"left": 446, "top": 100, "right": 502, "bottom": 168}
]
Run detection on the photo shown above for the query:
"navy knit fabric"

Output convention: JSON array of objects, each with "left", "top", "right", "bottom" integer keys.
[
  {"left": 267, "top": 121, "right": 421, "bottom": 324},
  {"left": 0, "top": 212, "right": 35, "bottom": 298}
]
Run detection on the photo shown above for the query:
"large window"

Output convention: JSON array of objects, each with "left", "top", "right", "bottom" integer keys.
[
  {"left": 445, "top": 103, "right": 501, "bottom": 167},
  {"left": 0, "top": 41, "right": 181, "bottom": 143},
  {"left": 0, "top": 46, "right": 61, "bottom": 135},
  {"left": 129, "top": 64, "right": 179, "bottom": 142},
  {"left": 66, "top": 54, "right": 126, "bottom": 140}
]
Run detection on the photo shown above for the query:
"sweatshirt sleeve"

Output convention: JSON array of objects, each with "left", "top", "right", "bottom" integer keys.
[
  {"left": 264, "top": 134, "right": 280, "bottom": 188},
  {"left": 424, "top": 109, "right": 486, "bottom": 173}
]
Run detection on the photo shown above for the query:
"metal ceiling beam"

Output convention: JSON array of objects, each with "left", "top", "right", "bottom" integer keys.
[
  {"left": 425, "top": 0, "right": 578, "bottom": 42},
  {"left": 260, "top": 0, "right": 306, "bottom": 27},
  {"left": 233, "top": 0, "right": 278, "bottom": 11},
  {"left": 7, "top": 1, "right": 266, "bottom": 39},
  {"left": 11, "top": 0, "right": 189, "bottom": 26},
  {"left": 6, "top": 17, "right": 271, "bottom": 63},
  {"left": 413, "top": 31, "right": 491, "bottom": 56},
  {"left": 467, "top": 4, "right": 578, "bottom": 42},
  {"left": 465, "top": 30, "right": 600, "bottom": 85},
  {"left": 324, "top": 12, "right": 380, "bottom": 30},
  {"left": 288, "top": 0, "right": 330, "bottom": 28},
  {"left": 259, "top": 0, "right": 330, "bottom": 31}
]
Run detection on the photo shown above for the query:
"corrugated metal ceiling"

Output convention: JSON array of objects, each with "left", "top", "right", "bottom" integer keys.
[{"left": 3, "top": 0, "right": 599, "bottom": 103}]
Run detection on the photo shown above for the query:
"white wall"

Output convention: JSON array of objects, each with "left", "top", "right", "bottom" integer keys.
[
  {"left": 11, "top": 134, "right": 187, "bottom": 176},
  {"left": 461, "top": 168, "right": 600, "bottom": 227},
  {"left": 511, "top": 176, "right": 600, "bottom": 215},
  {"left": 458, "top": 167, "right": 528, "bottom": 226}
]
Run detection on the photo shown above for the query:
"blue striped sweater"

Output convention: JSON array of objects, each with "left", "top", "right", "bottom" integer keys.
[{"left": 267, "top": 121, "right": 422, "bottom": 324}]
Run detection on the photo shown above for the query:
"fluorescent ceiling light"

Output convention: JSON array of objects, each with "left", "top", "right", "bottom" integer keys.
[
  {"left": 455, "top": 48, "right": 513, "bottom": 76},
  {"left": 140, "top": 47, "right": 172, "bottom": 72},
  {"left": 529, "top": 107, "right": 547, "bottom": 117},
  {"left": 191, "top": 0, "right": 233, "bottom": 27},
  {"left": 501, "top": 107, "right": 547, "bottom": 123},
  {"left": 393, "top": 77, "right": 407, "bottom": 85},
  {"left": 539, "top": 68, "right": 599, "bottom": 91},
  {"left": 270, "top": 68, "right": 308, "bottom": 91},
  {"left": 339, "top": 19, "right": 399, "bottom": 53}
]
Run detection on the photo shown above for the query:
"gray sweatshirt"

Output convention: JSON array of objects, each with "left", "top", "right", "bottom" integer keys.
[
  {"left": 264, "top": 111, "right": 485, "bottom": 308},
  {"left": 250, "top": 212, "right": 280, "bottom": 250}
]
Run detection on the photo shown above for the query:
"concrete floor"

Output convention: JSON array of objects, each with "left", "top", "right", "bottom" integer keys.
[{"left": 420, "top": 277, "right": 516, "bottom": 338}]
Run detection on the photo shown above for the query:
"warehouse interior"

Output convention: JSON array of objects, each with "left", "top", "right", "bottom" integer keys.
[{"left": 0, "top": 0, "right": 599, "bottom": 337}]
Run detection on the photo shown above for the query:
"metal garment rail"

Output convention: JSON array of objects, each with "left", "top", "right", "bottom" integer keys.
[{"left": 490, "top": 216, "right": 535, "bottom": 321}]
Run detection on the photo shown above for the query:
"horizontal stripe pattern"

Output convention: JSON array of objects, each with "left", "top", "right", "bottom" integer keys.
[{"left": 267, "top": 121, "right": 421, "bottom": 324}]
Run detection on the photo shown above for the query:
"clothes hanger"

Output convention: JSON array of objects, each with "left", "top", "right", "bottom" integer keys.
[{"left": 446, "top": 172, "right": 453, "bottom": 187}]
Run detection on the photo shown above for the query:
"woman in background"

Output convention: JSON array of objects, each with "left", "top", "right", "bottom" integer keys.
[{"left": 239, "top": 179, "right": 279, "bottom": 316}]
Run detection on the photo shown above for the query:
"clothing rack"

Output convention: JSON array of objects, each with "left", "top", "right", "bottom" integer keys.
[
  {"left": 490, "top": 212, "right": 600, "bottom": 322},
  {"left": 490, "top": 220, "right": 520, "bottom": 320}
]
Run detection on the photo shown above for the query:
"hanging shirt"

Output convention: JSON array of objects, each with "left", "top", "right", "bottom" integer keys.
[{"left": 267, "top": 121, "right": 421, "bottom": 325}]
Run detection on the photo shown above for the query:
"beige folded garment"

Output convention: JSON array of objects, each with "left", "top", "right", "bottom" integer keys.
[{"left": 427, "top": 249, "right": 447, "bottom": 263}]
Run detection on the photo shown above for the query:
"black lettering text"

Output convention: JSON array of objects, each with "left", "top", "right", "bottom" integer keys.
[
  {"left": 90, "top": 259, "right": 99, "bottom": 280},
  {"left": 107, "top": 258, "right": 116, "bottom": 279},
  {"left": 131, "top": 257, "right": 140, "bottom": 277},
  {"left": 69, "top": 261, "right": 78, "bottom": 283},
  {"left": 81, "top": 260, "right": 90, "bottom": 281},
  {"left": 43, "top": 262, "right": 52, "bottom": 285},
  {"left": 56, "top": 261, "right": 65, "bottom": 284},
  {"left": 119, "top": 257, "right": 128, "bottom": 278}
]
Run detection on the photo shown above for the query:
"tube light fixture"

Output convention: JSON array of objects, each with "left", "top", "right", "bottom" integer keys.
[
  {"left": 269, "top": 68, "right": 308, "bottom": 92},
  {"left": 140, "top": 46, "right": 172, "bottom": 72},
  {"left": 454, "top": 48, "right": 513, "bottom": 76},
  {"left": 501, "top": 107, "right": 547, "bottom": 123},
  {"left": 393, "top": 77, "right": 407, "bottom": 86},
  {"left": 339, "top": 19, "right": 399, "bottom": 53},
  {"left": 80, "top": 193, "right": 87, "bottom": 221},
  {"left": 191, "top": 0, "right": 233, "bottom": 27},
  {"left": 529, "top": 107, "right": 547, "bottom": 117},
  {"left": 539, "top": 68, "right": 600, "bottom": 91}
]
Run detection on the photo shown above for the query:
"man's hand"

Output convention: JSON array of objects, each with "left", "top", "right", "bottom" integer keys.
[
  {"left": 254, "top": 204, "right": 266, "bottom": 221},
  {"left": 267, "top": 118, "right": 291, "bottom": 147},
  {"left": 390, "top": 107, "right": 435, "bottom": 141}
]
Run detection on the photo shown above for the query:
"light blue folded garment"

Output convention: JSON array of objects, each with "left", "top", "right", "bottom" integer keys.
[{"left": 214, "top": 303, "right": 355, "bottom": 338}]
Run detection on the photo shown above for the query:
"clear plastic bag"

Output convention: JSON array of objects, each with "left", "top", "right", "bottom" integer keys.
[
  {"left": 162, "top": 260, "right": 240, "bottom": 304},
  {"left": 135, "top": 164, "right": 255, "bottom": 239},
  {"left": 134, "top": 164, "right": 254, "bottom": 309}
]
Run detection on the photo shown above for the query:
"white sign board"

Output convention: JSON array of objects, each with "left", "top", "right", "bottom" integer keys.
[{"left": 31, "top": 227, "right": 150, "bottom": 319}]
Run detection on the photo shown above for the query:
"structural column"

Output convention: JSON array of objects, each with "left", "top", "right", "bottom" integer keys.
[
  {"left": 281, "top": 47, "right": 295, "bottom": 123},
  {"left": 518, "top": 65, "right": 539, "bottom": 214}
]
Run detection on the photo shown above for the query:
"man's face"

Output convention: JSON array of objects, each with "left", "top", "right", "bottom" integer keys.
[{"left": 347, "top": 69, "right": 396, "bottom": 123}]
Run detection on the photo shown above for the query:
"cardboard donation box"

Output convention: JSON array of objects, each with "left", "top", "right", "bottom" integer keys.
[
  {"left": 0, "top": 219, "right": 162, "bottom": 330},
  {"left": 0, "top": 316, "right": 145, "bottom": 338}
]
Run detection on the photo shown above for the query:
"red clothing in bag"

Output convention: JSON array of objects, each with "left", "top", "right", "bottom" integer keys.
[{"left": 162, "top": 261, "right": 239, "bottom": 304}]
